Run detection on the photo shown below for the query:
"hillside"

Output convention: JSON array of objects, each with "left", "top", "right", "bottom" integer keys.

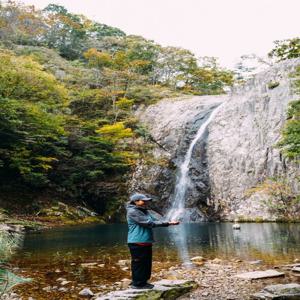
[{"left": 0, "top": 1, "right": 233, "bottom": 227}]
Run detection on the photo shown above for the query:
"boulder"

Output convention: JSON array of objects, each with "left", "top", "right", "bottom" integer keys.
[
  {"left": 252, "top": 283, "right": 300, "bottom": 299},
  {"left": 235, "top": 270, "right": 284, "bottom": 280},
  {"left": 93, "top": 279, "right": 197, "bottom": 300}
]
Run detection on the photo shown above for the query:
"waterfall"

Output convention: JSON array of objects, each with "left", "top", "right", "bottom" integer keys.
[{"left": 166, "top": 105, "right": 221, "bottom": 222}]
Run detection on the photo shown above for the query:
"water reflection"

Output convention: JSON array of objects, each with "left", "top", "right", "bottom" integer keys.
[
  {"left": 19, "top": 223, "right": 300, "bottom": 262},
  {"left": 159, "top": 223, "right": 300, "bottom": 263},
  {"left": 167, "top": 225, "right": 191, "bottom": 266}
]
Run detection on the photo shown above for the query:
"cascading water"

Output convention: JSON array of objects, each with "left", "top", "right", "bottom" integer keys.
[
  {"left": 166, "top": 105, "right": 222, "bottom": 222},
  {"left": 166, "top": 104, "right": 222, "bottom": 266}
]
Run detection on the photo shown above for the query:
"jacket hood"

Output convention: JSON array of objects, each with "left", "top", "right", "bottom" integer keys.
[{"left": 126, "top": 202, "right": 136, "bottom": 209}]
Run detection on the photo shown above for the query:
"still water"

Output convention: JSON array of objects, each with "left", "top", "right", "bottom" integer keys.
[
  {"left": 11, "top": 223, "right": 300, "bottom": 299},
  {"left": 19, "top": 222, "right": 300, "bottom": 261}
]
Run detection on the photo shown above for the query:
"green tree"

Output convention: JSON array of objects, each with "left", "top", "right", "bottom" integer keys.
[
  {"left": 268, "top": 38, "right": 300, "bottom": 61},
  {"left": 278, "top": 99, "right": 300, "bottom": 159},
  {"left": 0, "top": 50, "right": 68, "bottom": 108},
  {"left": 88, "top": 22, "right": 125, "bottom": 38},
  {"left": 0, "top": 97, "right": 65, "bottom": 186},
  {"left": 42, "top": 4, "right": 89, "bottom": 59},
  {"left": 277, "top": 66, "right": 300, "bottom": 159},
  {"left": 0, "top": 51, "right": 67, "bottom": 186}
]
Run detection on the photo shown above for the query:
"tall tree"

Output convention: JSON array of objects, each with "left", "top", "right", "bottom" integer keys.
[
  {"left": 42, "top": 4, "right": 88, "bottom": 59},
  {"left": 268, "top": 38, "right": 300, "bottom": 61}
]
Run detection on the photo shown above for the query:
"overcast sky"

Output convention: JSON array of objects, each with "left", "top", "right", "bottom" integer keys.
[{"left": 21, "top": 0, "right": 300, "bottom": 68}]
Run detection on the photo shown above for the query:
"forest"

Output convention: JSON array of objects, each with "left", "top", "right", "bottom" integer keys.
[{"left": 0, "top": 1, "right": 299, "bottom": 224}]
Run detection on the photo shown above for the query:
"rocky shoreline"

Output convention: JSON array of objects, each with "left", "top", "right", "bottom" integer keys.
[
  {"left": 0, "top": 202, "right": 105, "bottom": 232},
  {"left": 3, "top": 256, "right": 300, "bottom": 299}
]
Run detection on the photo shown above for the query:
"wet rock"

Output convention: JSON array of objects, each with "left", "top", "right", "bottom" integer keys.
[
  {"left": 93, "top": 279, "right": 197, "bottom": 300},
  {"left": 58, "top": 287, "right": 68, "bottom": 292},
  {"left": 235, "top": 269, "right": 284, "bottom": 280},
  {"left": 79, "top": 288, "right": 94, "bottom": 297},
  {"left": 252, "top": 283, "right": 300, "bottom": 299}
]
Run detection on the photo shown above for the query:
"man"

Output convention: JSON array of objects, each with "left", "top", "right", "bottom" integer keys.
[{"left": 126, "top": 193, "right": 180, "bottom": 289}]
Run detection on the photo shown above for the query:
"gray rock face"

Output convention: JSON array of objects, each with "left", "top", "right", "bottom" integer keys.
[
  {"left": 207, "top": 58, "right": 300, "bottom": 220},
  {"left": 131, "top": 95, "right": 227, "bottom": 215},
  {"left": 131, "top": 58, "right": 300, "bottom": 221}
]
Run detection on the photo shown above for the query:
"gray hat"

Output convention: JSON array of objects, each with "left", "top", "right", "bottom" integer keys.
[{"left": 130, "top": 193, "right": 152, "bottom": 202}]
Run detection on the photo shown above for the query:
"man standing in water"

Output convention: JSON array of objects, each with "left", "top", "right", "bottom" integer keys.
[{"left": 126, "top": 193, "right": 180, "bottom": 289}]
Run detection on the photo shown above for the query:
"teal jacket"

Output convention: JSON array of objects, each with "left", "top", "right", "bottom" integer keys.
[{"left": 126, "top": 203, "right": 169, "bottom": 243}]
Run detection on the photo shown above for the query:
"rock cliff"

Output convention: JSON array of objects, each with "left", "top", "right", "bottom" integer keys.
[
  {"left": 131, "top": 58, "right": 300, "bottom": 221},
  {"left": 207, "top": 58, "right": 300, "bottom": 220},
  {"left": 130, "top": 95, "right": 227, "bottom": 218}
]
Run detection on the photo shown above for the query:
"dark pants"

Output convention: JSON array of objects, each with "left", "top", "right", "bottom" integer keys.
[{"left": 128, "top": 243, "right": 152, "bottom": 287}]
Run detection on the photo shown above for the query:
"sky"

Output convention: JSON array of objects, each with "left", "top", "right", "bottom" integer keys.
[{"left": 21, "top": 0, "right": 300, "bottom": 68}]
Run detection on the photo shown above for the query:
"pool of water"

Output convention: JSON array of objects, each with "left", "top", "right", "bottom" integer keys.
[
  {"left": 19, "top": 222, "right": 300, "bottom": 260},
  {"left": 10, "top": 222, "right": 300, "bottom": 299}
]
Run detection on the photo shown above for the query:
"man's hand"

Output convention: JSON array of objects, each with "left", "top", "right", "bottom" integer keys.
[{"left": 168, "top": 221, "right": 180, "bottom": 225}]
